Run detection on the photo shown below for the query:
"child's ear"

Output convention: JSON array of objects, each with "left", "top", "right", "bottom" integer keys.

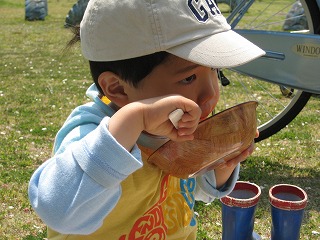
[{"left": 98, "top": 71, "right": 129, "bottom": 107}]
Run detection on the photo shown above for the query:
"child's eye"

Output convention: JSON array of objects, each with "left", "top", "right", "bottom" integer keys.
[{"left": 180, "top": 74, "right": 196, "bottom": 84}]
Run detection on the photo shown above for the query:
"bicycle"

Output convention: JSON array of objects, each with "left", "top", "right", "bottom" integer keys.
[{"left": 215, "top": 0, "right": 320, "bottom": 141}]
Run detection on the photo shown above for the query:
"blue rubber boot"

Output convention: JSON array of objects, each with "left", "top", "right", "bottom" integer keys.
[
  {"left": 269, "top": 184, "right": 308, "bottom": 240},
  {"left": 220, "top": 181, "right": 261, "bottom": 240}
]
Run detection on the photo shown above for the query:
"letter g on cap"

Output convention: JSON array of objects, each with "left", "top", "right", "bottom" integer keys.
[{"left": 187, "top": 0, "right": 222, "bottom": 22}]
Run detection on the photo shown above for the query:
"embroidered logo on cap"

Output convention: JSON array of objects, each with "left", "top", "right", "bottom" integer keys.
[{"left": 187, "top": 0, "right": 221, "bottom": 22}]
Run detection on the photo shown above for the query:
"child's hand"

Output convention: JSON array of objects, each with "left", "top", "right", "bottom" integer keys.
[
  {"left": 108, "top": 95, "right": 201, "bottom": 151},
  {"left": 217, "top": 141, "right": 255, "bottom": 169},
  {"left": 214, "top": 135, "right": 257, "bottom": 188},
  {"left": 139, "top": 95, "right": 202, "bottom": 142}
]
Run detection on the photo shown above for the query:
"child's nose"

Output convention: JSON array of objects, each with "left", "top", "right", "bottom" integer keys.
[{"left": 199, "top": 77, "right": 217, "bottom": 105}]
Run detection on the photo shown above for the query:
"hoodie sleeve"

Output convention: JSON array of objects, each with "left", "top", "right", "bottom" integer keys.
[
  {"left": 194, "top": 164, "right": 240, "bottom": 202},
  {"left": 28, "top": 116, "right": 143, "bottom": 235}
]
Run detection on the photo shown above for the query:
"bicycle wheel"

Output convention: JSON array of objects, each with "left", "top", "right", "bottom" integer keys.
[{"left": 216, "top": 0, "right": 319, "bottom": 141}]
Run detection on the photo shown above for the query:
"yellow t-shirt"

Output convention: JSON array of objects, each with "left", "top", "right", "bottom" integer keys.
[{"left": 48, "top": 151, "right": 197, "bottom": 239}]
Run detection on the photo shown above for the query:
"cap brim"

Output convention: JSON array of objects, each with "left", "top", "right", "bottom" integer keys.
[{"left": 167, "top": 30, "right": 265, "bottom": 68}]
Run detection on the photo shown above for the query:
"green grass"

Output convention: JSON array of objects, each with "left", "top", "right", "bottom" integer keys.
[{"left": 0, "top": 0, "right": 319, "bottom": 239}]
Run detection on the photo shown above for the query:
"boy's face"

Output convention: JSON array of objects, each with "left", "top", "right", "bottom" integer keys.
[{"left": 123, "top": 55, "right": 220, "bottom": 121}]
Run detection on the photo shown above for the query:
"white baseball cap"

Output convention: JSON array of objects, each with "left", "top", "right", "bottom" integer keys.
[{"left": 80, "top": 0, "right": 265, "bottom": 68}]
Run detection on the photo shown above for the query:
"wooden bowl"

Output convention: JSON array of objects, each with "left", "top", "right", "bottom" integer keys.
[{"left": 147, "top": 101, "right": 258, "bottom": 179}]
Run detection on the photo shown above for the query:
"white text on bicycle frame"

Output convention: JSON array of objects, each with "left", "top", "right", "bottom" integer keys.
[{"left": 188, "top": 0, "right": 221, "bottom": 22}]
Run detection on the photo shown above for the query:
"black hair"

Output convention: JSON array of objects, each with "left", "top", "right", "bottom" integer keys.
[{"left": 67, "top": 26, "right": 170, "bottom": 94}]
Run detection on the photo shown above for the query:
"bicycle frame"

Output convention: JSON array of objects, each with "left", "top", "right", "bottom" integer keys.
[
  {"left": 233, "top": 30, "right": 320, "bottom": 94},
  {"left": 228, "top": 0, "right": 320, "bottom": 94}
]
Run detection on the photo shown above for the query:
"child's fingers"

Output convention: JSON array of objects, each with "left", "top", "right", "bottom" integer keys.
[
  {"left": 168, "top": 108, "right": 200, "bottom": 134},
  {"left": 255, "top": 129, "right": 259, "bottom": 138},
  {"left": 178, "top": 116, "right": 199, "bottom": 131},
  {"left": 176, "top": 127, "right": 197, "bottom": 137}
]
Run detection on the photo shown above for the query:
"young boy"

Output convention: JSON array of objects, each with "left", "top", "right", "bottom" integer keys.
[{"left": 28, "top": 0, "right": 265, "bottom": 239}]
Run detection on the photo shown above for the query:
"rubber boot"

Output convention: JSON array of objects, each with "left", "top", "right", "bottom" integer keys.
[
  {"left": 269, "top": 184, "right": 308, "bottom": 240},
  {"left": 220, "top": 181, "right": 261, "bottom": 240}
]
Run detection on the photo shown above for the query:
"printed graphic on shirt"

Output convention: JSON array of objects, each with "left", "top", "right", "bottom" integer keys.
[{"left": 119, "top": 175, "right": 196, "bottom": 239}]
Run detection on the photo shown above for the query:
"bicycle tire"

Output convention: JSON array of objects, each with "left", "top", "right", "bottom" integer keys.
[
  {"left": 216, "top": 0, "right": 319, "bottom": 142},
  {"left": 257, "top": 91, "right": 311, "bottom": 141}
]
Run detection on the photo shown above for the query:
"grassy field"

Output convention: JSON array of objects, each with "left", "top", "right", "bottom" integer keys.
[{"left": 0, "top": 0, "right": 319, "bottom": 239}]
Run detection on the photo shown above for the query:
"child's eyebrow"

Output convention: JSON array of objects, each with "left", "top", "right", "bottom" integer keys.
[{"left": 174, "top": 63, "right": 200, "bottom": 74}]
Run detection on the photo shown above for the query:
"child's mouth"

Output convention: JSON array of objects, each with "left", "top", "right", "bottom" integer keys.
[
  {"left": 200, "top": 111, "right": 213, "bottom": 121},
  {"left": 200, "top": 106, "right": 215, "bottom": 121}
]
